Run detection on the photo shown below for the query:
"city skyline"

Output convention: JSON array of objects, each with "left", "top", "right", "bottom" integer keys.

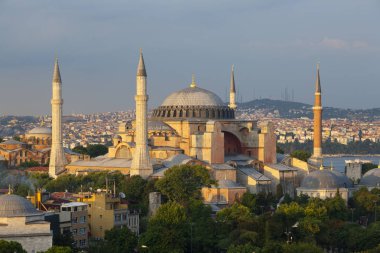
[{"left": 1, "top": 0, "right": 379, "bottom": 115}]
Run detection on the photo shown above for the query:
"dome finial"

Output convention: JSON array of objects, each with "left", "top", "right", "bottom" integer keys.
[
  {"left": 190, "top": 73, "right": 197, "bottom": 88},
  {"left": 319, "top": 164, "right": 324, "bottom": 170}
]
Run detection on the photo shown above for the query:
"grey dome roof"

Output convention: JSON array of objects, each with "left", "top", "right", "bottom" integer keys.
[
  {"left": 0, "top": 194, "right": 41, "bottom": 217},
  {"left": 161, "top": 86, "right": 224, "bottom": 107},
  {"left": 301, "top": 169, "right": 353, "bottom": 189},
  {"left": 28, "top": 127, "right": 52, "bottom": 135},
  {"left": 360, "top": 168, "right": 380, "bottom": 187}
]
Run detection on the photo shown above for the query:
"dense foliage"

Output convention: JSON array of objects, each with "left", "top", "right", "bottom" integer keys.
[
  {"left": 72, "top": 144, "right": 108, "bottom": 158},
  {"left": 290, "top": 150, "right": 311, "bottom": 162},
  {"left": 278, "top": 139, "right": 380, "bottom": 155},
  {"left": 0, "top": 240, "right": 26, "bottom": 253}
]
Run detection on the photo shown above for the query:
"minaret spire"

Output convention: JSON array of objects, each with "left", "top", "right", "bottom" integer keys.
[
  {"left": 130, "top": 50, "right": 153, "bottom": 178},
  {"left": 309, "top": 63, "right": 323, "bottom": 166},
  {"left": 49, "top": 58, "right": 67, "bottom": 178},
  {"left": 228, "top": 65, "right": 237, "bottom": 109},
  {"left": 137, "top": 48, "right": 147, "bottom": 77}
]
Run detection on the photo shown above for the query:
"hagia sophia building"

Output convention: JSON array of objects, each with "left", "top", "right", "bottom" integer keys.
[{"left": 8, "top": 50, "right": 380, "bottom": 205}]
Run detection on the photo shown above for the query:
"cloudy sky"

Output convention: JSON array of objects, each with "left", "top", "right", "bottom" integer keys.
[{"left": 0, "top": 0, "right": 379, "bottom": 115}]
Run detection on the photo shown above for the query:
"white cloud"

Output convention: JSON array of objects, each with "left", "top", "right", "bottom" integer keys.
[{"left": 320, "top": 37, "right": 349, "bottom": 49}]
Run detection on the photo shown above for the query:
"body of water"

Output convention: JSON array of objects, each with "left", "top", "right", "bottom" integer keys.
[{"left": 323, "top": 156, "right": 380, "bottom": 173}]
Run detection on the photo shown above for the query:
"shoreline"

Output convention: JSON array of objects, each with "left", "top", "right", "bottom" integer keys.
[{"left": 323, "top": 154, "right": 380, "bottom": 158}]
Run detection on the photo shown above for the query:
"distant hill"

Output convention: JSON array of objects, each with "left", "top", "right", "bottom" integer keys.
[{"left": 237, "top": 99, "right": 380, "bottom": 120}]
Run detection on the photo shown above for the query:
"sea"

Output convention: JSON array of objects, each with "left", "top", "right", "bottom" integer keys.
[{"left": 323, "top": 155, "right": 380, "bottom": 173}]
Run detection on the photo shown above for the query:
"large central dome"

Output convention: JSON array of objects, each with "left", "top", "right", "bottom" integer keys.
[
  {"left": 161, "top": 86, "right": 224, "bottom": 107},
  {"left": 152, "top": 77, "right": 234, "bottom": 120}
]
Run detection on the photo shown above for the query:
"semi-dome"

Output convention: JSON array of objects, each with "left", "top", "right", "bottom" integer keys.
[
  {"left": 301, "top": 169, "right": 353, "bottom": 189},
  {"left": 28, "top": 127, "right": 52, "bottom": 135},
  {"left": 153, "top": 77, "right": 234, "bottom": 120},
  {"left": 360, "top": 168, "right": 380, "bottom": 187},
  {"left": 0, "top": 194, "right": 41, "bottom": 217}
]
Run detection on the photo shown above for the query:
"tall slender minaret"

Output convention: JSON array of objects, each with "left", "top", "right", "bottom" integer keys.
[
  {"left": 310, "top": 63, "right": 323, "bottom": 166},
  {"left": 228, "top": 65, "right": 237, "bottom": 109},
  {"left": 49, "top": 59, "right": 67, "bottom": 178},
  {"left": 130, "top": 50, "right": 153, "bottom": 178}
]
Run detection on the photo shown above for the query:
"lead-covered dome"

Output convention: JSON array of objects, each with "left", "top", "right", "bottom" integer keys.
[
  {"left": 360, "top": 168, "right": 380, "bottom": 187},
  {"left": 0, "top": 194, "right": 41, "bottom": 217},
  {"left": 153, "top": 78, "right": 234, "bottom": 120},
  {"left": 161, "top": 87, "right": 225, "bottom": 107},
  {"left": 28, "top": 127, "right": 52, "bottom": 135},
  {"left": 301, "top": 169, "right": 353, "bottom": 189}
]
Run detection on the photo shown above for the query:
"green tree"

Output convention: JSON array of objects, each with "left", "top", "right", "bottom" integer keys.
[
  {"left": 290, "top": 150, "right": 311, "bottom": 162},
  {"left": 283, "top": 242, "right": 323, "bottom": 253},
  {"left": 227, "top": 243, "right": 256, "bottom": 253},
  {"left": 140, "top": 201, "right": 187, "bottom": 253},
  {"left": 0, "top": 240, "right": 26, "bottom": 253},
  {"left": 43, "top": 246, "right": 72, "bottom": 253},
  {"left": 155, "top": 165, "right": 215, "bottom": 205},
  {"left": 19, "top": 160, "right": 40, "bottom": 168},
  {"left": 86, "top": 144, "right": 108, "bottom": 158},
  {"left": 363, "top": 163, "right": 379, "bottom": 175},
  {"left": 13, "top": 183, "right": 32, "bottom": 197},
  {"left": 186, "top": 199, "right": 216, "bottom": 253},
  {"left": 72, "top": 145, "right": 88, "bottom": 155},
  {"left": 104, "top": 227, "right": 138, "bottom": 253},
  {"left": 13, "top": 135, "right": 21, "bottom": 141},
  {"left": 29, "top": 173, "right": 53, "bottom": 189},
  {"left": 276, "top": 202, "right": 304, "bottom": 227}
]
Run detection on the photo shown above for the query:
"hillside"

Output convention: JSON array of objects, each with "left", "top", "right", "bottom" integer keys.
[{"left": 238, "top": 99, "right": 380, "bottom": 120}]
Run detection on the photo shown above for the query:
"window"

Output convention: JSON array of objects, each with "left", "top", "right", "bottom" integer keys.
[
  {"left": 80, "top": 216, "right": 86, "bottom": 223},
  {"left": 99, "top": 215, "right": 103, "bottom": 219},
  {"left": 79, "top": 240, "right": 86, "bottom": 247},
  {"left": 115, "top": 214, "right": 121, "bottom": 222},
  {"left": 79, "top": 228, "right": 86, "bottom": 235},
  {"left": 72, "top": 229, "right": 78, "bottom": 235},
  {"left": 72, "top": 217, "right": 78, "bottom": 224}
]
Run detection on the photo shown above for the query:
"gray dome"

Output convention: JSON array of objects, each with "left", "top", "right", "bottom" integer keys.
[
  {"left": 161, "top": 86, "right": 224, "bottom": 107},
  {"left": 0, "top": 194, "right": 41, "bottom": 217},
  {"left": 28, "top": 127, "right": 52, "bottom": 135},
  {"left": 360, "top": 168, "right": 380, "bottom": 187},
  {"left": 301, "top": 169, "right": 353, "bottom": 189}
]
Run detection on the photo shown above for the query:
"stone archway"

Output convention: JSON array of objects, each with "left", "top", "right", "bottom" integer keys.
[
  {"left": 115, "top": 145, "right": 132, "bottom": 159},
  {"left": 223, "top": 131, "right": 242, "bottom": 156}
]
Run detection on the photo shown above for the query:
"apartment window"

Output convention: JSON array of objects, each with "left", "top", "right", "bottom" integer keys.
[
  {"left": 79, "top": 239, "right": 86, "bottom": 247},
  {"left": 72, "top": 229, "right": 78, "bottom": 235},
  {"left": 122, "top": 214, "right": 127, "bottom": 221},
  {"left": 72, "top": 217, "right": 78, "bottom": 224},
  {"left": 115, "top": 214, "right": 121, "bottom": 222},
  {"left": 79, "top": 228, "right": 86, "bottom": 235},
  {"left": 80, "top": 216, "right": 86, "bottom": 223}
]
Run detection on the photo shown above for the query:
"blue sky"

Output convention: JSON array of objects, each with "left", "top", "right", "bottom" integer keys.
[{"left": 0, "top": 0, "right": 379, "bottom": 115}]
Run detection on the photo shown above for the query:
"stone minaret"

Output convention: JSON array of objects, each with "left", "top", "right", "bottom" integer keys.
[
  {"left": 310, "top": 63, "right": 323, "bottom": 166},
  {"left": 49, "top": 59, "right": 67, "bottom": 178},
  {"left": 130, "top": 50, "right": 153, "bottom": 178},
  {"left": 228, "top": 65, "right": 237, "bottom": 110}
]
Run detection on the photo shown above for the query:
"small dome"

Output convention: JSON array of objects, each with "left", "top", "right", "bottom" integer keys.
[
  {"left": 301, "top": 169, "right": 353, "bottom": 189},
  {"left": 28, "top": 127, "right": 52, "bottom": 135},
  {"left": 361, "top": 168, "right": 380, "bottom": 187},
  {"left": 161, "top": 86, "right": 224, "bottom": 107},
  {"left": 0, "top": 194, "right": 41, "bottom": 217},
  {"left": 113, "top": 134, "right": 122, "bottom": 139}
]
